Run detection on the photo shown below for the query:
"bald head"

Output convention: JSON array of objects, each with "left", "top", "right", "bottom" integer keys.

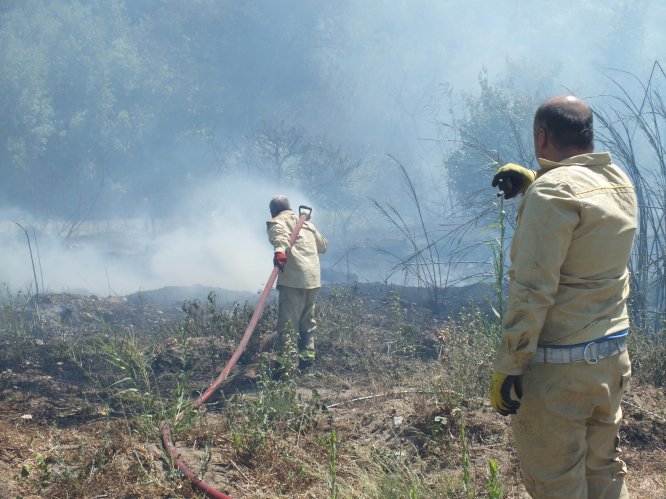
[
  {"left": 269, "top": 195, "right": 291, "bottom": 217},
  {"left": 534, "top": 95, "right": 594, "bottom": 158}
]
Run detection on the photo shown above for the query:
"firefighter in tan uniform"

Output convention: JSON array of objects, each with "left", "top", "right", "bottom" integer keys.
[
  {"left": 489, "top": 96, "right": 637, "bottom": 498},
  {"left": 267, "top": 195, "right": 327, "bottom": 371}
]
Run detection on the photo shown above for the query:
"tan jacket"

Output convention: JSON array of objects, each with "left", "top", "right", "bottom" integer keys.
[
  {"left": 494, "top": 152, "right": 637, "bottom": 375},
  {"left": 267, "top": 210, "right": 328, "bottom": 289}
]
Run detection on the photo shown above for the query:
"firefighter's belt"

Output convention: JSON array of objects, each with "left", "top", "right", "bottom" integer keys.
[{"left": 533, "top": 330, "right": 628, "bottom": 365}]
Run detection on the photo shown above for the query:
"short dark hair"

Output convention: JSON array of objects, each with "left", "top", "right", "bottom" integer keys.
[
  {"left": 534, "top": 99, "right": 593, "bottom": 150},
  {"left": 269, "top": 195, "right": 291, "bottom": 217}
]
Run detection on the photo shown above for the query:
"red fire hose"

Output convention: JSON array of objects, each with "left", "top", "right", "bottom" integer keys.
[{"left": 161, "top": 206, "right": 312, "bottom": 498}]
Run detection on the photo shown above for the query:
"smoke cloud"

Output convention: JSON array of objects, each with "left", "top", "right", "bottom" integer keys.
[{"left": 1, "top": 175, "right": 310, "bottom": 296}]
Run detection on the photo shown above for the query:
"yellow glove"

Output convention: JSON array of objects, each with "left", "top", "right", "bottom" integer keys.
[
  {"left": 491, "top": 163, "right": 536, "bottom": 199},
  {"left": 489, "top": 371, "right": 522, "bottom": 416}
]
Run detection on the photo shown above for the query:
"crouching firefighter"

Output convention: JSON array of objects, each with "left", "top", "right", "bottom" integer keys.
[
  {"left": 489, "top": 95, "right": 637, "bottom": 498},
  {"left": 267, "top": 195, "right": 328, "bottom": 373}
]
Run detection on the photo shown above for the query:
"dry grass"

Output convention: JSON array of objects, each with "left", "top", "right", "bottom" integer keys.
[{"left": 0, "top": 285, "right": 664, "bottom": 498}]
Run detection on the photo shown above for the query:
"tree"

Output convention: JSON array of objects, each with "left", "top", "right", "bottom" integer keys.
[
  {"left": 0, "top": 0, "right": 346, "bottom": 225},
  {"left": 216, "top": 119, "right": 364, "bottom": 210},
  {"left": 440, "top": 71, "right": 537, "bottom": 210},
  {"left": 0, "top": 0, "right": 168, "bottom": 221}
]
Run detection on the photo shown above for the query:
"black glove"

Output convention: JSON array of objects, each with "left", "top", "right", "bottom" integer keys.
[
  {"left": 489, "top": 371, "right": 523, "bottom": 416},
  {"left": 491, "top": 163, "right": 536, "bottom": 199}
]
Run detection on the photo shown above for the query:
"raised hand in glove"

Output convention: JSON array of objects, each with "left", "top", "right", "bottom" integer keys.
[
  {"left": 273, "top": 251, "right": 287, "bottom": 272},
  {"left": 491, "top": 163, "right": 536, "bottom": 199},
  {"left": 489, "top": 371, "right": 522, "bottom": 416}
]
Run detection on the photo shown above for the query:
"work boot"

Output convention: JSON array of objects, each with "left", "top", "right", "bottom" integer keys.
[
  {"left": 298, "top": 331, "right": 315, "bottom": 354},
  {"left": 298, "top": 358, "right": 314, "bottom": 372},
  {"left": 272, "top": 354, "right": 299, "bottom": 381},
  {"left": 298, "top": 348, "right": 316, "bottom": 372}
]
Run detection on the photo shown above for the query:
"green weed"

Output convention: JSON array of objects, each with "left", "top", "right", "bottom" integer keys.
[
  {"left": 325, "top": 430, "right": 339, "bottom": 499},
  {"left": 437, "top": 306, "right": 499, "bottom": 400},
  {"left": 486, "top": 458, "right": 503, "bottom": 499}
]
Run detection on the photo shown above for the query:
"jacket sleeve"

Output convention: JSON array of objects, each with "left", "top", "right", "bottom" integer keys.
[
  {"left": 266, "top": 220, "right": 290, "bottom": 253},
  {"left": 494, "top": 178, "right": 580, "bottom": 375},
  {"left": 308, "top": 222, "right": 328, "bottom": 254}
]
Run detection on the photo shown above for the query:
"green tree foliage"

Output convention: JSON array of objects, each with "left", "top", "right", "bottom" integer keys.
[
  {"left": 442, "top": 72, "right": 536, "bottom": 209},
  {"left": 0, "top": 1, "right": 169, "bottom": 219},
  {"left": 0, "top": 1, "right": 337, "bottom": 222}
]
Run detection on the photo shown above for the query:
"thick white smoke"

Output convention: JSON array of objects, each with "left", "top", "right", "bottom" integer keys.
[{"left": 0, "top": 175, "right": 310, "bottom": 296}]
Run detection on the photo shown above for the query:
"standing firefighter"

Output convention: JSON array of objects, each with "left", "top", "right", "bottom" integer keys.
[
  {"left": 490, "top": 95, "right": 637, "bottom": 498},
  {"left": 267, "top": 195, "right": 328, "bottom": 372}
]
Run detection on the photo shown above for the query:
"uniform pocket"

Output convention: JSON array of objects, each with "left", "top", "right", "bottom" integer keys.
[
  {"left": 620, "top": 353, "right": 631, "bottom": 389},
  {"left": 620, "top": 371, "right": 631, "bottom": 389}
]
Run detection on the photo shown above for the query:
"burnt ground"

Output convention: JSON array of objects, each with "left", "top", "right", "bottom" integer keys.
[{"left": 0, "top": 285, "right": 664, "bottom": 498}]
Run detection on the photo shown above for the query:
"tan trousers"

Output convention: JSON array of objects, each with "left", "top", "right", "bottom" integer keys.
[
  {"left": 512, "top": 350, "right": 631, "bottom": 499},
  {"left": 276, "top": 285, "right": 319, "bottom": 355}
]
